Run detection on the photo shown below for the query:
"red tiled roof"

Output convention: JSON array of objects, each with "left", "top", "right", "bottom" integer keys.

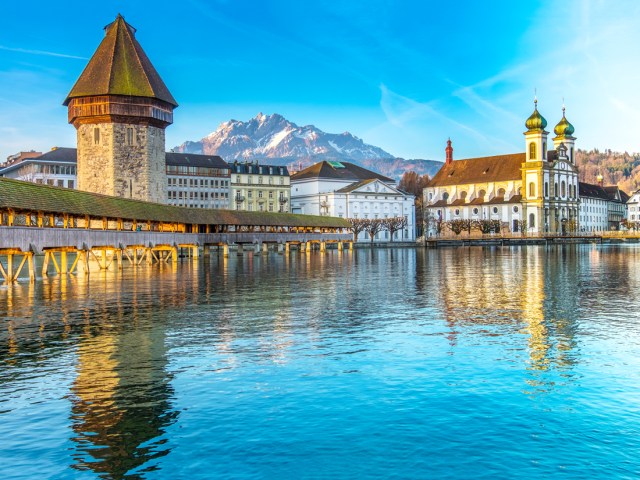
[{"left": 427, "top": 153, "right": 525, "bottom": 187}]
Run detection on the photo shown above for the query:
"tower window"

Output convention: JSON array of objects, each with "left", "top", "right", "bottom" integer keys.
[
  {"left": 529, "top": 142, "right": 537, "bottom": 160},
  {"left": 127, "top": 127, "right": 135, "bottom": 146},
  {"left": 94, "top": 127, "right": 100, "bottom": 145},
  {"left": 529, "top": 182, "right": 536, "bottom": 198},
  {"left": 543, "top": 142, "right": 546, "bottom": 159},
  {"left": 529, "top": 213, "right": 535, "bottom": 228}
]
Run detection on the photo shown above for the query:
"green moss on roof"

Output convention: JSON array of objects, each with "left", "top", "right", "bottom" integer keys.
[
  {"left": 64, "top": 15, "right": 177, "bottom": 107},
  {"left": 0, "top": 177, "right": 349, "bottom": 228}
]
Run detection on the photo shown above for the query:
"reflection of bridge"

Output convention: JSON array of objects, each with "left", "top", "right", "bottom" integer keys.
[{"left": 0, "top": 178, "right": 352, "bottom": 281}]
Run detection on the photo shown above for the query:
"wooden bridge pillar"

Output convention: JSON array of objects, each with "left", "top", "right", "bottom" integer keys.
[
  {"left": 285, "top": 242, "right": 290, "bottom": 254},
  {"left": 277, "top": 243, "right": 284, "bottom": 255},
  {"left": 338, "top": 241, "right": 343, "bottom": 251},
  {"left": 222, "top": 244, "right": 229, "bottom": 257},
  {"left": 320, "top": 241, "right": 326, "bottom": 253},
  {"left": 237, "top": 244, "right": 244, "bottom": 256},
  {"left": 300, "top": 242, "right": 306, "bottom": 253},
  {"left": 0, "top": 249, "right": 34, "bottom": 283},
  {"left": 262, "top": 243, "right": 269, "bottom": 255},
  {"left": 203, "top": 245, "right": 210, "bottom": 258}
]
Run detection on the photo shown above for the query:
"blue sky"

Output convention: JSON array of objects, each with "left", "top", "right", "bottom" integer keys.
[{"left": 1, "top": 0, "right": 640, "bottom": 163}]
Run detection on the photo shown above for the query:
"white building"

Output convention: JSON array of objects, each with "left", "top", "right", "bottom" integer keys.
[
  {"left": 165, "top": 152, "right": 230, "bottom": 209},
  {"left": 291, "top": 160, "right": 416, "bottom": 241},
  {"left": 0, "top": 148, "right": 77, "bottom": 188},
  {"left": 229, "top": 161, "right": 291, "bottom": 212},
  {"left": 578, "top": 182, "right": 610, "bottom": 232},
  {"left": 628, "top": 190, "right": 640, "bottom": 223}
]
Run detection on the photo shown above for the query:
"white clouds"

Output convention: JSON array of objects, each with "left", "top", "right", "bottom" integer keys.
[{"left": 0, "top": 45, "right": 87, "bottom": 60}]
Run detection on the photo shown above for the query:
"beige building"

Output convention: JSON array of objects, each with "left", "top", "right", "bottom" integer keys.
[{"left": 229, "top": 162, "right": 291, "bottom": 212}]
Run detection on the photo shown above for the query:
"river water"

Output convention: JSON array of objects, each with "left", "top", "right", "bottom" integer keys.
[{"left": 1, "top": 246, "right": 639, "bottom": 479}]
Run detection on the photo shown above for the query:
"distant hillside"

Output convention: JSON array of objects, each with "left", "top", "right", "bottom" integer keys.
[
  {"left": 577, "top": 149, "right": 640, "bottom": 193},
  {"left": 174, "top": 113, "right": 441, "bottom": 181}
]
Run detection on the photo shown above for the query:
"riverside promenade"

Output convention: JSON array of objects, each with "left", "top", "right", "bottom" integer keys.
[{"left": 423, "top": 231, "right": 640, "bottom": 248}]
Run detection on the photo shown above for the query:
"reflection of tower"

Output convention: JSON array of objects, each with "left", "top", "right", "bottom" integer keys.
[
  {"left": 521, "top": 248, "right": 550, "bottom": 372},
  {"left": 71, "top": 313, "right": 176, "bottom": 478},
  {"left": 64, "top": 15, "right": 177, "bottom": 203}
]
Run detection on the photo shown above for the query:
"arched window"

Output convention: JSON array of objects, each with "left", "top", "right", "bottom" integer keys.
[
  {"left": 442, "top": 192, "right": 449, "bottom": 201},
  {"left": 529, "top": 213, "right": 535, "bottom": 228},
  {"left": 529, "top": 182, "right": 536, "bottom": 197},
  {"left": 478, "top": 189, "right": 486, "bottom": 199},
  {"left": 529, "top": 142, "right": 537, "bottom": 160},
  {"left": 570, "top": 147, "right": 574, "bottom": 163},
  {"left": 497, "top": 188, "right": 506, "bottom": 198},
  {"left": 542, "top": 142, "right": 546, "bottom": 159},
  {"left": 544, "top": 182, "right": 549, "bottom": 197},
  {"left": 561, "top": 181, "right": 566, "bottom": 197},
  {"left": 554, "top": 183, "right": 558, "bottom": 197}
]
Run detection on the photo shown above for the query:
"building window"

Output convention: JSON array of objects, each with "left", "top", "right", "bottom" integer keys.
[
  {"left": 258, "top": 191, "right": 263, "bottom": 198},
  {"left": 544, "top": 182, "right": 549, "bottom": 197},
  {"left": 492, "top": 207, "right": 498, "bottom": 214},
  {"left": 57, "top": 180, "right": 64, "bottom": 187},
  {"left": 529, "top": 142, "right": 537, "bottom": 160},
  {"left": 472, "top": 208, "right": 479, "bottom": 215},
  {"left": 442, "top": 192, "right": 449, "bottom": 201},
  {"left": 94, "top": 127, "right": 100, "bottom": 145},
  {"left": 561, "top": 181, "right": 566, "bottom": 197},
  {"left": 127, "top": 127, "right": 134, "bottom": 146},
  {"left": 513, "top": 206, "right": 519, "bottom": 213},
  {"left": 269, "top": 191, "right": 273, "bottom": 199},
  {"left": 529, "top": 213, "right": 535, "bottom": 228},
  {"left": 529, "top": 182, "right": 536, "bottom": 198},
  {"left": 542, "top": 142, "right": 546, "bottom": 159},
  {"left": 554, "top": 183, "right": 558, "bottom": 197},
  {"left": 68, "top": 180, "right": 74, "bottom": 189},
  {"left": 454, "top": 209, "right": 460, "bottom": 216}
]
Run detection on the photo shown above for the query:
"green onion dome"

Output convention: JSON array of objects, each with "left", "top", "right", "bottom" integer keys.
[
  {"left": 554, "top": 107, "right": 575, "bottom": 137},
  {"left": 525, "top": 99, "right": 547, "bottom": 131}
]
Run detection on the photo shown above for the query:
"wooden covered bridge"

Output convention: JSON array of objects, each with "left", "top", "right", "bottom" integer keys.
[{"left": 0, "top": 178, "right": 353, "bottom": 281}]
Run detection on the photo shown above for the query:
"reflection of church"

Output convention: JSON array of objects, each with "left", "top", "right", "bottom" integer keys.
[{"left": 425, "top": 100, "right": 580, "bottom": 234}]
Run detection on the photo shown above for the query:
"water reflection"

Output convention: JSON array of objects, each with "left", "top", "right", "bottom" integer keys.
[{"left": 1, "top": 248, "right": 640, "bottom": 478}]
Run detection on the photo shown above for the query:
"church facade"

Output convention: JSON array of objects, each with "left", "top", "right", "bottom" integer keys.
[{"left": 424, "top": 101, "right": 581, "bottom": 235}]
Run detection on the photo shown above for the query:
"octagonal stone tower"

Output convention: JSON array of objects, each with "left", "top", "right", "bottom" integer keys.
[{"left": 64, "top": 14, "right": 178, "bottom": 203}]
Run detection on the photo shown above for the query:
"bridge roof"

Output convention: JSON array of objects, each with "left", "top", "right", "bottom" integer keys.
[{"left": 0, "top": 178, "right": 349, "bottom": 228}]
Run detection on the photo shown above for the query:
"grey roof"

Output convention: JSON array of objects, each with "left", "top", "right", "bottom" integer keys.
[
  {"left": 35, "top": 148, "right": 78, "bottom": 162},
  {"left": 165, "top": 152, "right": 228, "bottom": 169},
  {"left": 291, "top": 161, "right": 393, "bottom": 183},
  {"left": 579, "top": 182, "right": 611, "bottom": 201},
  {"left": 229, "top": 162, "right": 289, "bottom": 176}
]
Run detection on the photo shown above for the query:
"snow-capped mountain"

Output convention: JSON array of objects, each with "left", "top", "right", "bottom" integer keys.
[{"left": 174, "top": 113, "right": 394, "bottom": 161}]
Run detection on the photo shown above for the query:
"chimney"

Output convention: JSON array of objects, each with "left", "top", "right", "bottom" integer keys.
[{"left": 445, "top": 138, "right": 453, "bottom": 165}]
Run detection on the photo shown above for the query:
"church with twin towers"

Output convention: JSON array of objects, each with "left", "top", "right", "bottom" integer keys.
[{"left": 424, "top": 99, "right": 583, "bottom": 235}]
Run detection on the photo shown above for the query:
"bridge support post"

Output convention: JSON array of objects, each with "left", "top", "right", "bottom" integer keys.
[
  {"left": 338, "top": 241, "right": 343, "bottom": 251},
  {"left": 222, "top": 244, "right": 229, "bottom": 257},
  {"left": 262, "top": 243, "right": 269, "bottom": 255},
  {"left": 203, "top": 245, "right": 210, "bottom": 258},
  {"left": 300, "top": 242, "right": 306, "bottom": 253},
  {"left": 320, "top": 242, "right": 326, "bottom": 253},
  {"left": 237, "top": 244, "right": 244, "bottom": 256},
  {"left": 349, "top": 242, "right": 354, "bottom": 251},
  {"left": 285, "top": 242, "right": 290, "bottom": 254},
  {"left": 277, "top": 243, "right": 284, "bottom": 255},
  {"left": 60, "top": 251, "right": 68, "bottom": 274},
  {"left": 116, "top": 250, "right": 123, "bottom": 270}
]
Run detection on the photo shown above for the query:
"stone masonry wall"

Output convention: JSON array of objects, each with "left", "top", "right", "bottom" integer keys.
[{"left": 77, "top": 123, "right": 167, "bottom": 204}]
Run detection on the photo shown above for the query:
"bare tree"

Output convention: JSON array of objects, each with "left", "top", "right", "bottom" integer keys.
[
  {"left": 381, "top": 216, "right": 408, "bottom": 242},
  {"left": 364, "top": 218, "right": 384, "bottom": 243},
  {"left": 347, "top": 217, "right": 368, "bottom": 242}
]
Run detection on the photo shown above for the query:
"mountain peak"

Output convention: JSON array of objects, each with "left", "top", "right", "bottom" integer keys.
[{"left": 174, "top": 112, "right": 394, "bottom": 163}]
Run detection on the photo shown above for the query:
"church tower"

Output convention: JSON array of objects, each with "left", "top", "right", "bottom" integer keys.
[
  {"left": 521, "top": 98, "right": 549, "bottom": 233},
  {"left": 553, "top": 104, "right": 576, "bottom": 164},
  {"left": 64, "top": 15, "right": 178, "bottom": 203}
]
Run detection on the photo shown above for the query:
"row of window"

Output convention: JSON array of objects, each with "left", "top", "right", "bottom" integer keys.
[
  {"left": 25, "top": 165, "right": 76, "bottom": 175},
  {"left": 168, "top": 191, "right": 229, "bottom": 200},
  {"left": 168, "top": 177, "right": 229, "bottom": 188},
  {"left": 236, "top": 190, "right": 288, "bottom": 200},
  {"left": 166, "top": 165, "right": 230, "bottom": 177},
  {"left": 36, "top": 178, "right": 75, "bottom": 188},
  {"left": 236, "top": 203, "right": 286, "bottom": 212},
  {"left": 235, "top": 175, "right": 286, "bottom": 185}
]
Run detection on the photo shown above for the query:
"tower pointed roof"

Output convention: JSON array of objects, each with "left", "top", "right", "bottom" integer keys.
[{"left": 63, "top": 14, "right": 177, "bottom": 107}]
